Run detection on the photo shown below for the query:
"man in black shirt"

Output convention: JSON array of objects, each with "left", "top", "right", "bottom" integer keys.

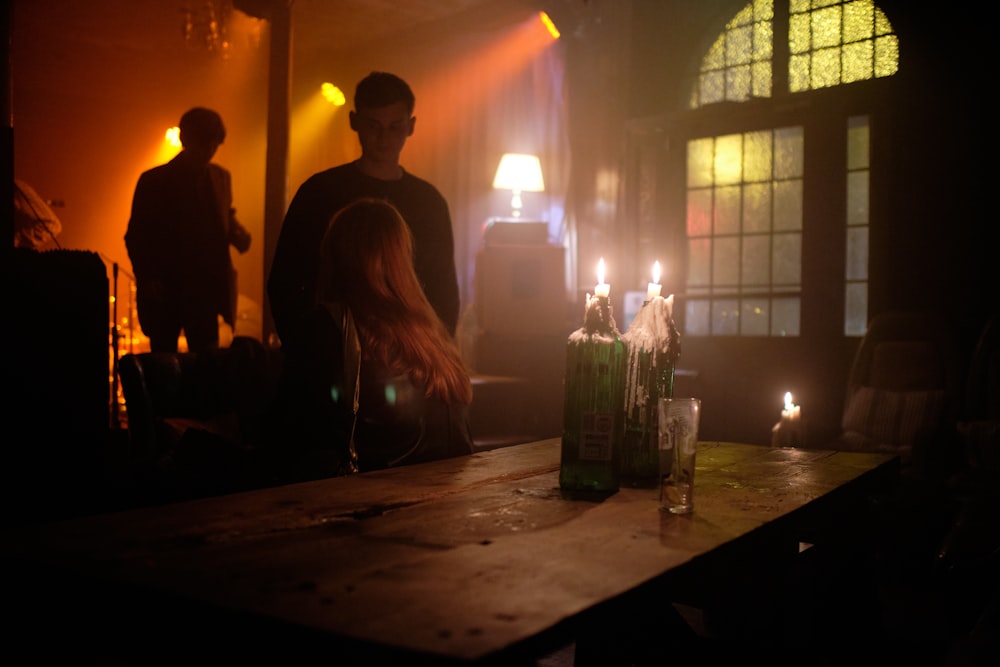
[{"left": 267, "top": 72, "right": 460, "bottom": 349}]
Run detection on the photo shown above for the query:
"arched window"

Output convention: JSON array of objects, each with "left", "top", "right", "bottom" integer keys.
[{"left": 683, "top": 0, "right": 897, "bottom": 337}]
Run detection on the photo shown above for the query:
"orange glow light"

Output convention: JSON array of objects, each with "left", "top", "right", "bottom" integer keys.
[{"left": 539, "top": 11, "right": 560, "bottom": 39}]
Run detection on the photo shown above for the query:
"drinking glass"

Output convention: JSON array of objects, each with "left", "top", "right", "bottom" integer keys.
[{"left": 657, "top": 398, "right": 701, "bottom": 514}]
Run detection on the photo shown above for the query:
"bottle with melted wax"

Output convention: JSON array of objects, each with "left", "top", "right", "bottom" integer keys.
[
  {"left": 620, "top": 294, "right": 681, "bottom": 487},
  {"left": 559, "top": 292, "right": 627, "bottom": 492}
]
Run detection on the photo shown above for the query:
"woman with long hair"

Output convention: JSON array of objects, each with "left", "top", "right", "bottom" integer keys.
[{"left": 268, "top": 198, "right": 473, "bottom": 479}]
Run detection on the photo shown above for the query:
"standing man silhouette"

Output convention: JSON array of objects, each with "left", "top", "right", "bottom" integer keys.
[
  {"left": 126, "top": 107, "right": 251, "bottom": 353},
  {"left": 267, "top": 71, "right": 460, "bottom": 352}
]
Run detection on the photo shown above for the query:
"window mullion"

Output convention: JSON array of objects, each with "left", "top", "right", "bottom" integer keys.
[{"left": 773, "top": 0, "right": 790, "bottom": 96}]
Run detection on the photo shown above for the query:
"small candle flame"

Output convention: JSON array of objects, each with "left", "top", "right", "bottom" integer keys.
[
  {"left": 784, "top": 391, "right": 794, "bottom": 410},
  {"left": 651, "top": 260, "right": 661, "bottom": 285},
  {"left": 594, "top": 257, "right": 610, "bottom": 297}
]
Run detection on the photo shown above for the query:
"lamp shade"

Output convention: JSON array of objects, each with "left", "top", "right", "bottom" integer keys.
[
  {"left": 492, "top": 153, "right": 544, "bottom": 218},
  {"left": 492, "top": 153, "right": 545, "bottom": 193}
]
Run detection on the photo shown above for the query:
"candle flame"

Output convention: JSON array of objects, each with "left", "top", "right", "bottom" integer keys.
[
  {"left": 652, "top": 260, "right": 661, "bottom": 284},
  {"left": 784, "top": 391, "right": 794, "bottom": 409},
  {"left": 597, "top": 257, "right": 606, "bottom": 285}
]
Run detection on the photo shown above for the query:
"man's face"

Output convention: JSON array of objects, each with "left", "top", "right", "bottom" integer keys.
[{"left": 350, "top": 101, "right": 415, "bottom": 163}]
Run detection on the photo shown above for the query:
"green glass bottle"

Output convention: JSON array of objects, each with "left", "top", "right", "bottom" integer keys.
[
  {"left": 621, "top": 295, "right": 681, "bottom": 487},
  {"left": 559, "top": 293, "right": 627, "bottom": 492}
]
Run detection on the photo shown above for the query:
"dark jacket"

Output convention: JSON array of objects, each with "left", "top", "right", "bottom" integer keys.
[{"left": 126, "top": 156, "right": 250, "bottom": 327}]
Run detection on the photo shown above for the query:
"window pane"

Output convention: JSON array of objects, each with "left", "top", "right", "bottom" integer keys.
[
  {"left": 842, "top": 40, "right": 873, "bottom": 83},
  {"left": 789, "top": 53, "right": 810, "bottom": 92},
  {"left": 772, "top": 297, "right": 801, "bottom": 336},
  {"left": 843, "top": 0, "right": 874, "bottom": 43},
  {"left": 874, "top": 34, "right": 899, "bottom": 77},
  {"left": 713, "top": 236, "right": 741, "bottom": 286},
  {"left": 688, "top": 238, "right": 712, "bottom": 287},
  {"left": 772, "top": 233, "right": 802, "bottom": 285},
  {"left": 846, "top": 226, "right": 868, "bottom": 280},
  {"left": 754, "top": 19, "right": 774, "bottom": 59},
  {"left": 712, "top": 299, "right": 740, "bottom": 335},
  {"left": 844, "top": 283, "right": 868, "bottom": 336},
  {"left": 845, "top": 114, "right": 869, "bottom": 337},
  {"left": 727, "top": 65, "right": 752, "bottom": 102},
  {"left": 687, "top": 138, "right": 715, "bottom": 188},
  {"left": 715, "top": 185, "right": 741, "bottom": 234},
  {"left": 789, "top": 12, "right": 810, "bottom": 54},
  {"left": 774, "top": 127, "right": 804, "bottom": 178},
  {"left": 812, "top": 5, "right": 843, "bottom": 50},
  {"left": 703, "top": 34, "right": 725, "bottom": 70},
  {"left": 847, "top": 116, "right": 870, "bottom": 169},
  {"left": 727, "top": 25, "right": 754, "bottom": 65},
  {"left": 687, "top": 188, "right": 713, "bottom": 236},
  {"left": 698, "top": 70, "right": 725, "bottom": 107},
  {"left": 741, "top": 299, "right": 770, "bottom": 335},
  {"left": 846, "top": 171, "right": 869, "bottom": 225},
  {"left": 751, "top": 61, "right": 773, "bottom": 98},
  {"left": 685, "top": 299, "right": 711, "bottom": 336},
  {"left": 875, "top": 7, "right": 893, "bottom": 35},
  {"left": 811, "top": 47, "right": 842, "bottom": 89},
  {"left": 743, "top": 131, "right": 772, "bottom": 182},
  {"left": 714, "top": 134, "right": 743, "bottom": 185},
  {"left": 742, "top": 235, "right": 770, "bottom": 286},
  {"left": 752, "top": 0, "right": 774, "bottom": 22},
  {"left": 773, "top": 181, "right": 803, "bottom": 231},
  {"left": 743, "top": 183, "right": 771, "bottom": 233}
]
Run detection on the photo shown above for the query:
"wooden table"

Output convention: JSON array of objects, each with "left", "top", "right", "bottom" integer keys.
[{"left": 4, "top": 439, "right": 898, "bottom": 665}]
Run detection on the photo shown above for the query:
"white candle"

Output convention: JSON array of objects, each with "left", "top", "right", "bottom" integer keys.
[
  {"left": 594, "top": 258, "right": 610, "bottom": 298},
  {"left": 646, "top": 260, "right": 662, "bottom": 301}
]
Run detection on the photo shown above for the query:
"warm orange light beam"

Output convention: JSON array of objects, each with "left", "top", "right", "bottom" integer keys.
[
  {"left": 414, "top": 10, "right": 559, "bottom": 155},
  {"left": 288, "top": 86, "right": 350, "bottom": 188}
]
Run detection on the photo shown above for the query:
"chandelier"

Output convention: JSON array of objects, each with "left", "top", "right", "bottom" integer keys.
[{"left": 182, "top": 0, "right": 233, "bottom": 58}]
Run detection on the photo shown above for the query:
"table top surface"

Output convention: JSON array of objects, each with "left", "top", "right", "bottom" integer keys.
[{"left": 6, "top": 439, "right": 897, "bottom": 664}]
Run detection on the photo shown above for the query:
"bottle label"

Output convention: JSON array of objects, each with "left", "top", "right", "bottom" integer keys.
[{"left": 579, "top": 412, "right": 615, "bottom": 461}]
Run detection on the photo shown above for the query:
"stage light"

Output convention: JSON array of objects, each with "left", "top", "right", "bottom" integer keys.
[
  {"left": 321, "top": 83, "right": 346, "bottom": 106},
  {"left": 165, "top": 126, "right": 181, "bottom": 147},
  {"left": 539, "top": 11, "right": 560, "bottom": 39}
]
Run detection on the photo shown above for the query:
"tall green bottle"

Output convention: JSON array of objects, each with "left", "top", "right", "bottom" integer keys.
[
  {"left": 559, "top": 292, "right": 627, "bottom": 492},
  {"left": 620, "top": 295, "right": 682, "bottom": 487}
]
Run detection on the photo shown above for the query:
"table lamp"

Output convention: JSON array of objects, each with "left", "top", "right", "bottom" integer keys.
[{"left": 492, "top": 153, "right": 545, "bottom": 218}]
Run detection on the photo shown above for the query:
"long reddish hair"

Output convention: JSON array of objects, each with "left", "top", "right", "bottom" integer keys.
[{"left": 316, "top": 198, "right": 472, "bottom": 404}]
